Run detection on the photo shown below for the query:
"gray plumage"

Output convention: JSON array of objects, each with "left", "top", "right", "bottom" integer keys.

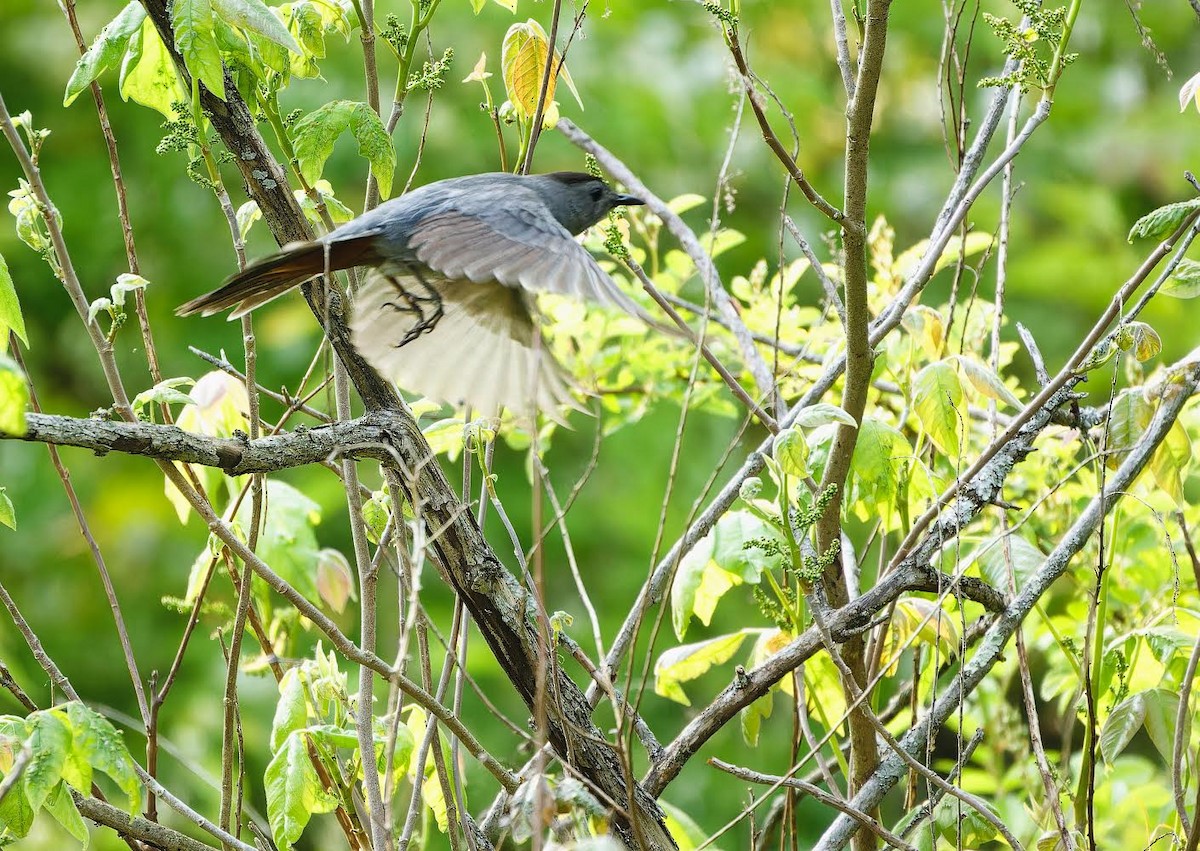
[{"left": 177, "top": 171, "right": 645, "bottom": 416}]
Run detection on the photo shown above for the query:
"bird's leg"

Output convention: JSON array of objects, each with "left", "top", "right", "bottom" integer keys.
[{"left": 379, "top": 266, "right": 445, "bottom": 347}]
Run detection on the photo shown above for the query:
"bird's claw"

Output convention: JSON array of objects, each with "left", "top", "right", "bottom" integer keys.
[{"left": 380, "top": 271, "right": 444, "bottom": 347}]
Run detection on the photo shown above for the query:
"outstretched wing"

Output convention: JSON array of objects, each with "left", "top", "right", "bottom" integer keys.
[
  {"left": 405, "top": 186, "right": 646, "bottom": 318},
  {"left": 349, "top": 268, "right": 584, "bottom": 418}
]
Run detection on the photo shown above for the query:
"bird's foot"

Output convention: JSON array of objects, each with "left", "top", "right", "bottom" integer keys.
[{"left": 380, "top": 273, "right": 444, "bottom": 347}]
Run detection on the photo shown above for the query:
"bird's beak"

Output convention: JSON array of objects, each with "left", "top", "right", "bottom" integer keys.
[{"left": 613, "top": 193, "right": 644, "bottom": 207}]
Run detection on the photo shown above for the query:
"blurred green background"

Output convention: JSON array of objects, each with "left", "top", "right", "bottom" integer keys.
[{"left": 1, "top": 0, "right": 1199, "bottom": 846}]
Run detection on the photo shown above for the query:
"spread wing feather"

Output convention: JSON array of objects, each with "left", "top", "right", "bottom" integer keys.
[{"left": 349, "top": 269, "right": 583, "bottom": 418}]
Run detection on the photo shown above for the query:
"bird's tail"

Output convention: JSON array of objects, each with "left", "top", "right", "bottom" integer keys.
[{"left": 176, "top": 235, "right": 382, "bottom": 319}]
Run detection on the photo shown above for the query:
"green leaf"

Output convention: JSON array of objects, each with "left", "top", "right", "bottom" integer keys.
[
  {"left": 847, "top": 417, "right": 914, "bottom": 523},
  {"left": 172, "top": 0, "right": 226, "bottom": 98},
  {"left": 667, "top": 193, "right": 706, "bottom": 215},
  {"left": 292, "top": 101, "right": 396, "bottom": 198},
  {"left": 24, "top": 712, "right": 71, "bottom": 812},
  {"left": 654, "top": 631, "right": 751, "bottom": 705},
  {"left": 0, "top": 354, "right": 29, "bottom": 437},
  {"left": 64, "top": 2, "right": 147, "bottom": 106},
  {"left": 120, "top": 18, "right": 187, "bottom": 119},
  {"left": 62, "top": 703, "right": 141, "bottom": 813},
  {"left": 1119, "top": 321, "right": 1161, "bottom": 363},
  {"left": 740, "top": 689, "right": 773, "bottom": 747},
  {"left": 271, "top": 669, "right": 309, "bottom": 752},
  {"left": 671, "top": 510, "right": 782, "bottom": 639},
  {"left": 0, "top": 488, "right": 14, "bottom": 530},
  {"left": 879, "top": 598, "right": 960, "bottom": 674},
  {"left": 1128, "top": 199, "right": 1200, "bottom": 242},
  {"left": 212, "top": 0, "right": 301, "bottom": 53},
  {"left": 0, "top": 764, "right": 35, "bottom": 838},
  {"left": 347, "top": 105, "right": 395, "bottom": 199},
  {"left": 1100, "top": 691, "right": 1146, "bottom": 764},
  {"left": 1162, "top": 258, "right": 1200, "bottom": 298},
  {"left": 1151, "top": 422, "right": 1190, "bottom": 506},
  {"left": 912, "top": 360, "right": 965, "bottom": 456},
  {"left": 265, "top": 731, "right": 339, "bottom": 850},
  {"left": 1141, "top": 687, "right": 1185, "bottom": 765},
  {"left": 972, "top": 534, "right": 1044, "bottom": 588},
  {"left": 43, "top": 781, "right": 89, "bottom": 847},
  {"left": 491, "top": 0, "right": 518, "bottom": 10},
  {"left": 502, "top": 19, "right": 575, "bottom": 121},
  {"left": 660, "top": 799, "right": 708, "bottom": 851},
  {"left": 236, "top": 480, "right": 323, "bottom": 603},
  {"left": 1107, "top": 390, "right": 1152, "bottom": 471},
  {"left": 772, "top": 427, "right": 808, "bottom": 477},
  {"left": 791, "top": 403, "right": 858, "bottom": 430},
  {"left": 131, "top": 377, "right": 197, "bottom": 419}
]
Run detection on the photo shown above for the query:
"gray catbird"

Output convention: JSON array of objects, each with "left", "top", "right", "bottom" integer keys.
[{"left": 177, "top": 171, "right": 646, "bottom": 415}]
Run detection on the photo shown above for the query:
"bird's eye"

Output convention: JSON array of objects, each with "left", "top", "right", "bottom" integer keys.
[{"left": 591, "top": 185, "right": 605, "bottom": 200}]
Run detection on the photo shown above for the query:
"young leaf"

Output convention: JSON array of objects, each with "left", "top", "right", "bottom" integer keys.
[
  {"left": 912, "top": 360, "right": 965, "bottom": 456},
  {"left": 654, "top": 631, "right": 751, "bottom": 705},
  {"left": 0, "top": 765, "right": 35, "bottom": 838},
  {"left": 42, "top": 781, "right": 88, "bottom": 845},
  {"left": 1100, "top": 691, "right": 1148, "bottom": 764},
  {"left": 670, "top": 510, "right": 782, "bottom": 639},
  {"left": 1128, "top": 199, "right": 1200, "bottom": 242},
  {"left": 1162, "top": 258, "right": 1200, "bottom": 298},
  {"left": 847, "top": 418, "right": 914, "bottom": 523},
  {"left": 316, "top": 548, "right": 355, "bottom": 614},
  {"left": 972, "top": 533, "right": 1044, "bottom": 588},
  {"left": 62, "top": 703, "right": 141, "bottom": 813},
  {"left": 271, "top": 669, "right": 309, "bottom": 752},
  {"left": 0, "top": 254, "right": 26, "bottom": 347},
  {"left": 23, "top": 711, "right": 71, "bottom": 812},
  {"left": 1150, "top": 422, "right": 1190, "bottom": 506},
  {"left": 236, "top": 480, "right": 323, "bottom": 602},
  {"left": 120, "top": 18, "right": 188, "bottom": 118},
  {"left": 171, "top": 0, "right": 226, "bottom": 99},
  {"left": 212, "top": 0, "right": 301, "bottom": 54},
  {"left": 292, "top": 101, "right": 396, "bottom": 198},
  {"left": 265, "top": 731, "right": 339, "bottom": 850},
  {"left": 501, "top": 19, "right": 580, "bottom": 124},
  {"left": 740, "top": 689, "right": 773, "bottom": 747},
  {"left": 63, "top": 2, "right": 147, "bottom": 106},
  {"left": 0, "top": 354, "right": 29, "bottom": 437},
  {"left": 953, "top": 355, "right": 1021, "bottom": 408},
  {"left": 791, "top": 402, "right": 858, "bottom": 430},
  {"left": 0, "top": 488, "right": 14, "bottom": 531}
]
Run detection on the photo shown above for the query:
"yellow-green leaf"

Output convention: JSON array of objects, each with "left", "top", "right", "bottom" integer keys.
[
  {"left": 0, "top": 254, "right": 27, "bottom": 347},
  {"left": 120, "top": 18, "right": 187, "bottom": 118},
  {"left": 654, "top": 631, "right": 751, "bottom": 705},
  {"left": 0, "top": 354, "right": 29, "bottom": 437},
  {"left": 501, "top": 19, "right": 581, "bottom": 123},
  {"left": 912, "top": 360, "right": 965, "bottom": 456}
]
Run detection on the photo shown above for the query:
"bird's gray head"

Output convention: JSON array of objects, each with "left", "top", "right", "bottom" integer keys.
[{"left": 529, "top": 172, "right": 644, "bottom": 235}]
